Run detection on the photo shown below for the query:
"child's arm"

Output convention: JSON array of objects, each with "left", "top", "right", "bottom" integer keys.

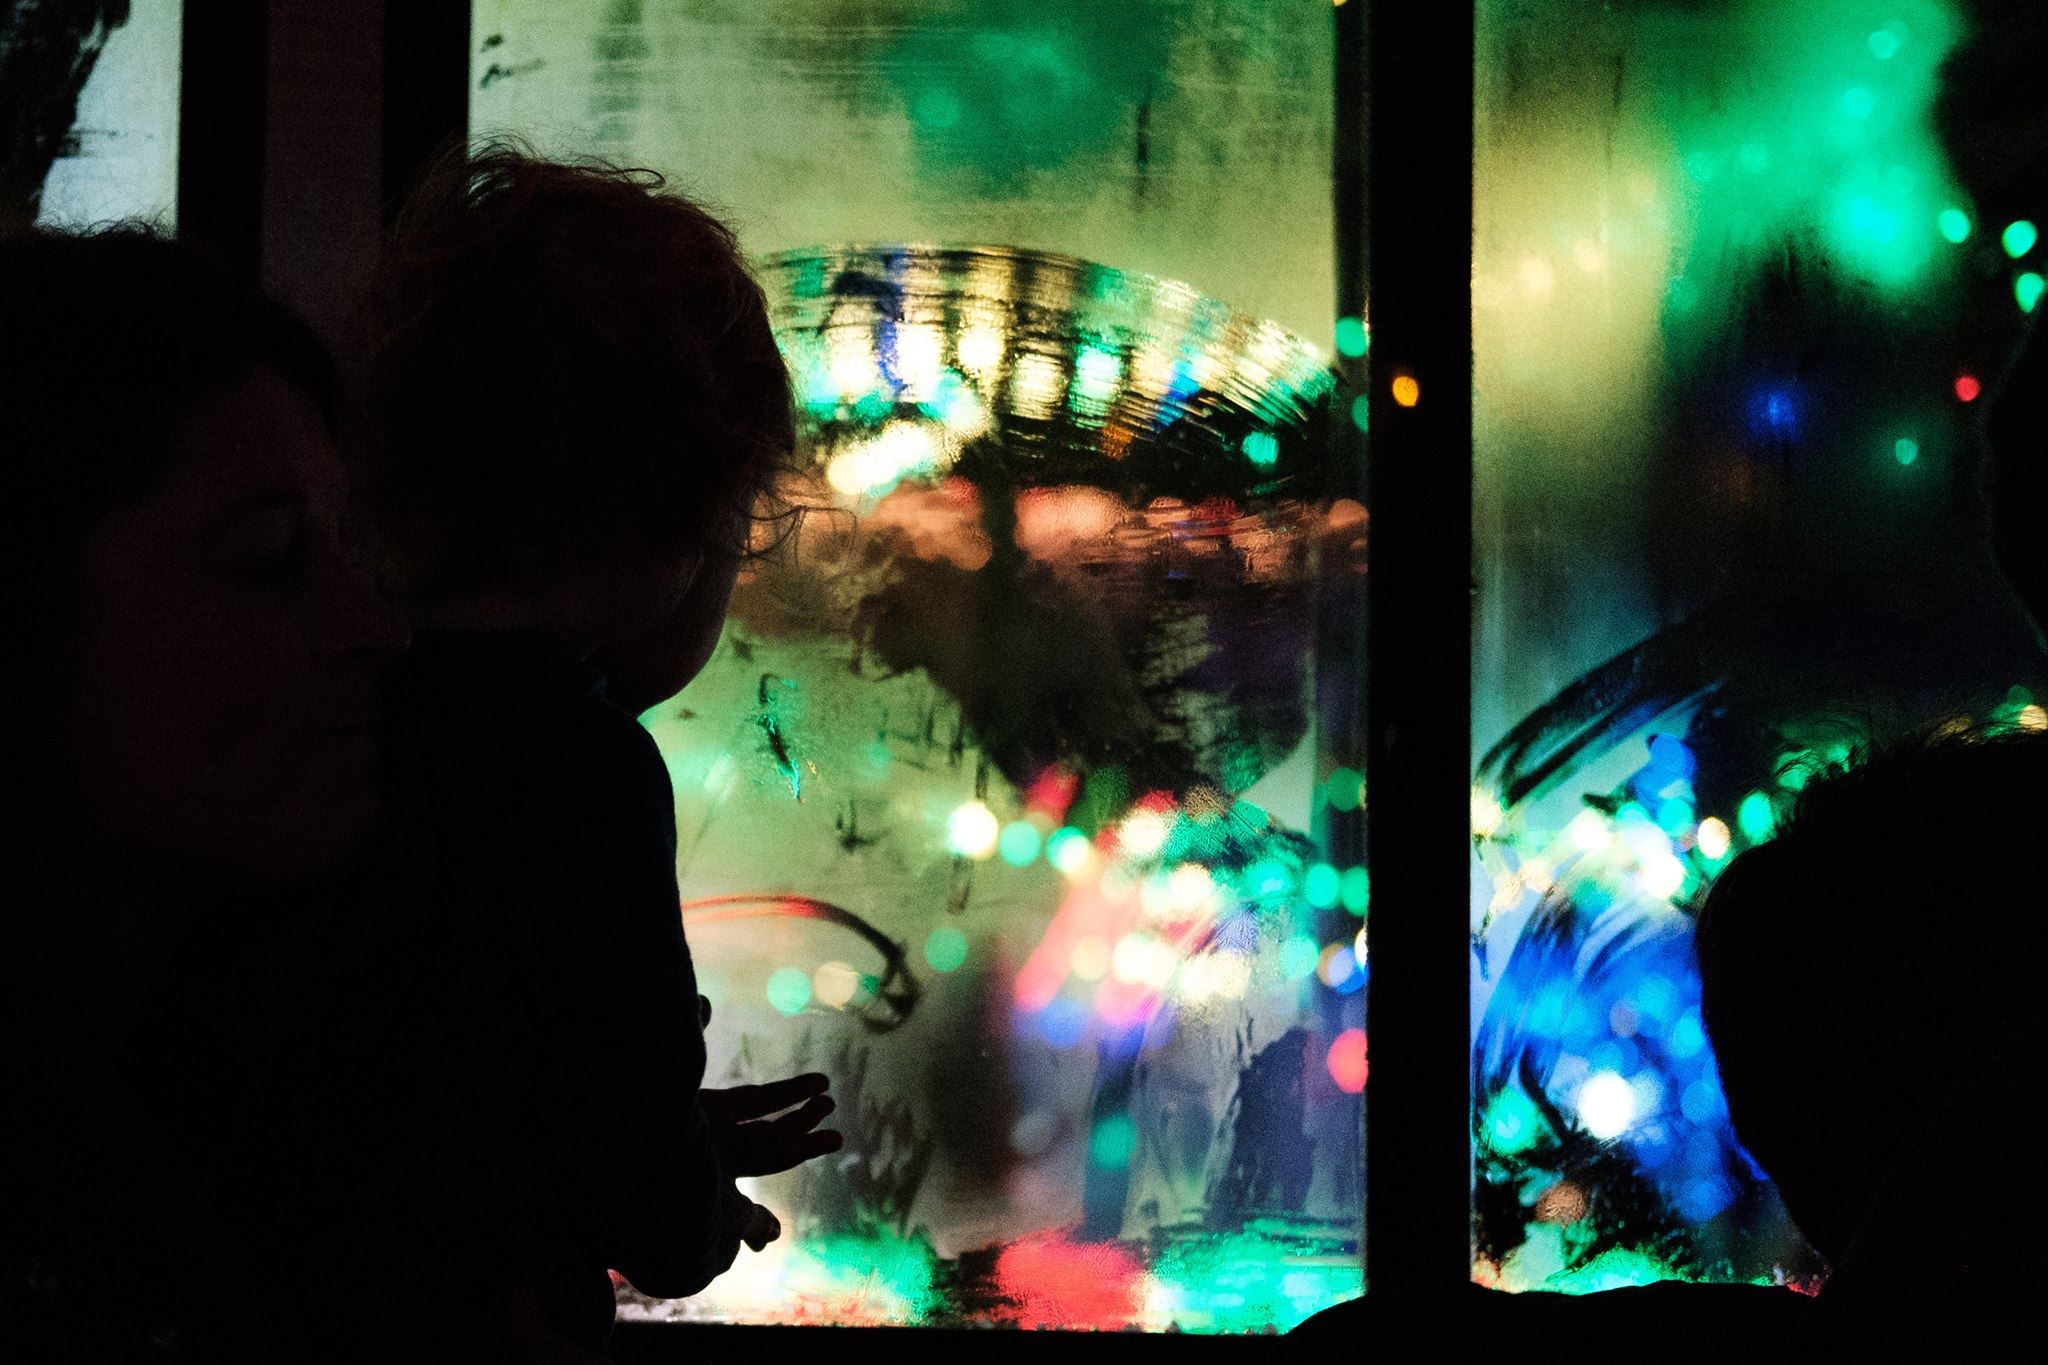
[{"left": 492, "top": 706, "right": 744, "bottom": 1299}]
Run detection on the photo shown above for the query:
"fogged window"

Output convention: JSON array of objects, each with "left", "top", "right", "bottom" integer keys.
[
  {"left": 8, "top": 0, "right": 182, "bottom": 229},
  {"left": 1472, "top": 0, "right": 2042, "bottom": 1293},
  {"left": 473, "top": 0, "right": 1361, "bottom": 1331}
]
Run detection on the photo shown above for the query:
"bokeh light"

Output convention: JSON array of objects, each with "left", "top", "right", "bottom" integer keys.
[
  {"left": 998, "top": 820, "right": 1044, "bottom": 867},
  {"left": 1325, "top": 1029, "right": 1368, "bottom": 1094},
  {"left": 766, "top": 966, "right": 813, "bottom": 1016},
  {"left": 947, "top": 800, "right": 1001, "bottom": 859},
  {"left": 1576, "top": 1071, "right": 1637, "bottom": 1140},
  {"left": 924, "top": 926, "right": 971, "bottom": 974}
]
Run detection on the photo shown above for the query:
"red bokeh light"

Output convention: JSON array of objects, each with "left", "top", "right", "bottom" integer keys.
[
  {"left": 993, "top": 1232, "right": 1144, "bottom": 1329},
  {"left": 1955, "top": 374, "right": 1982, "bottom": 403},
  {"left": 1326, "top": 1027, "right": 1369, "bottom": 1093}
]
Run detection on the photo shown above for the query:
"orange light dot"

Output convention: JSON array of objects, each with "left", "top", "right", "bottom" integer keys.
[
  {"left": 1327, "top": 1028, "right": 1369, "bottom": 1093},
  {"left": 1390, "top": 374, "right": 1420, "bottom": 407},
  {"left": 1955, "top": 374, "right": 1982, "bottom": 403}
]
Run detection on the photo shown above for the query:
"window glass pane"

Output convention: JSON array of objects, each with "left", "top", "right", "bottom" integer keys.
[
  {"left": 1473, "top": 0, "right": 2042, "bottom": 1293},
  {"left": 21, "top": 0, "right": 181, "bottom": 229},
  {"left": 472, "top": 0, "right": 1361, "bottom": 1331}
]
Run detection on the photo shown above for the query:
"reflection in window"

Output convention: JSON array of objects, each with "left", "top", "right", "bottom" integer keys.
[
  {"left": 8, "top": 0, "right": 182, "bottom": 230},
  {"left": 472, "top": 2, "right": 1361, "bottom": 1331},
  {"left": 1473, "top": 0, "right": 2044, "bottom": 1294}
]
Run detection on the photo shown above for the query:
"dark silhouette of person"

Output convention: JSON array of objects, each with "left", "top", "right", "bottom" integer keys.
[
  {"left": 0, "top": 226, "right": 409, "bottom": 1361},
  {"left": 348, "top": 144, "right": 840, "bottom": 1360},
  {"left": 1696, "top": 727, "right": 2048, "bottom": 1359}
]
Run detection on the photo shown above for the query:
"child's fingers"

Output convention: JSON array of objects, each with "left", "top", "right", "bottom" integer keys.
[
  {"left": 705, "top": 1072, "right": 831, "bottom": 1120},
  {"left": 727, "top": 1121, "right": 844, "bottom": 1177},
  {"left": 741, "top": 1201, "right": 781, "bottom": 1251}
]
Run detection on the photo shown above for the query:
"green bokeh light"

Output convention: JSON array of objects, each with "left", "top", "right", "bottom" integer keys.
[
  {"left": 1482, "top": 1088, "right": 1546, "bottom": 1156},
  {"left": 924, "top": 925, "right": 970, "bottom": 973},
  {"left": 767, "top": 966, "right": 813, "bottom": 1015},
  {"left": 1339, "top": 866, "right": 1371, "bottom": 916},
  {"left": 1333, "top": 315, "right": 1368, "bottom": 358},
  {"left": 1737, "top": 790, "right": 1777, "bottom": 844},
  {"left": 1304, "top": 862, "right": 1341, "bottom": 910},
  {"left": 998, "top": 820, "right": 1043, "bottom": 867},
  {"left": 1936, "top": 206, "right": 1971, "bottom": 243},
  {"left": 2003, "top": 219, "right": 2039, "bottom": 258},
  {"left": 2018, "top": 272, "right": 2045, "bottom": 314},
  {"left": 1089, "top": 1114, "right": 1137, "bottom": 1167},
  {"left": 1349, "top": 394, "right": 1370, "bottom": 432},
  {"left": 1278, "top": 935, "right": 1320, "bottom": 980},
  {"left": 1241, "top": 431, "right": 1280, "bottom": 467},
  {"left": 1894, "top": 436, "right": 1920, "bottom": 466}
]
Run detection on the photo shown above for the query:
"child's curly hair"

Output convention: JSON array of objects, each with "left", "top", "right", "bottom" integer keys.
[{"left": 355, "top": 140, "right": 797, "bottom": 599}]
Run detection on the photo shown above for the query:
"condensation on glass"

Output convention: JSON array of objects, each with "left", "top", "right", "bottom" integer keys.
[
  {"left": 24, "top": 0, "right": 181, "bottom": 229},
  {"left": 471, "top": 1, "right": 1360, "bottom": 1331},
  {"left": 1471, "top": 0, "right": 2043, "bottom": 1295}
]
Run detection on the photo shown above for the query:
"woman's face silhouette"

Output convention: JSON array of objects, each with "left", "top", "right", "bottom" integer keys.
[{"left": 61, "top": 367, "right": 408, "bottom": 885}]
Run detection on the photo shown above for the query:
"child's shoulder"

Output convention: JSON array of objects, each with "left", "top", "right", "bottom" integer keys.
[{"left": 392, "top": 627, "right": 673, "bottom": 822}]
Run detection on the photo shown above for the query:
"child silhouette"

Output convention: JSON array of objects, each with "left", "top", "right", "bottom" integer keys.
[{"left": 355, "top": 143, "right": 839, "bottom": 1360}]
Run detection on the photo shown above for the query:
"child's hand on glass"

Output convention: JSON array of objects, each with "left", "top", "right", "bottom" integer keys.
[
  {"left": 697, "top": 996, "right": 843, "bottom": 1177},
  {"left": 701, "top": 1072, "right": 843, "bottom": 1176}
]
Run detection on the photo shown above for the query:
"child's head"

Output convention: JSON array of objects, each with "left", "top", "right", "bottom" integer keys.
[
  {"left": 358, "top": 142, "right": 795, "bottom": 705},
  {"left": 1695, "top": 726, "right": 2048, "bottom": 1261}
]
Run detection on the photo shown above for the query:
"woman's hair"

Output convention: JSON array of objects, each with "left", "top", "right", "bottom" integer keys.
[
  {"left": 1695, "top": 724, "right": 2048, "bottom": 1260},
  {"left": 354, "top": 140, "right": 797, "bottom": 599},
  {"left": 0, "top": 226, "right": 340, "bottom": 662}
]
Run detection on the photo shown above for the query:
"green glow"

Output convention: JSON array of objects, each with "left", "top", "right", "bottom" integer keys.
[
  {"left": 1089, "top": 1114, "right": 1136, "bottom": 1167},
  {"left": 1045, "top": 826, "right": 1089, "bottom": 872},
  {"left": 1333, "top": 315, "right": 1368, "bottom": 358},
  {"left": 1653, "top": 796, "right": 1695, "bottom": 837},
  {"left": 1544, "top": 1245, "right": 1688, "bottom": 1296},
  {"left": 1482, "top": 1088, "right": 1545, "bottom": 1156},
  {"left": 924, "top": 925, "right": 970, "bottom": 973},
  {"left": 910, "top": 87, "right": 962, "bottom": 130},
  {"left": 767, "top": 966, "right": 812, "bottom": 1015},
  {"left": 1338, "top": 866, "right": 1371, "bottom": 915},
  {"left": 1246, "top": 859, "right": 1290, "bottom": 898},
  {"left": 1241, "top": 431, "right": 1280, "bottom": 467},
  {"left": 1937, "top": 206, "right": 1972, "bottom": 243},
  {"left": 2018, "top": 272, "right": 2045, "bottom": 314},
  {"left": 1072, "top": 343, "right": 1122, "bottom": 408},
  {"left": 1894, "top": 436, "right": 1920, "bottom": 466},
  {"left": 1324, "top": 766, "right": 1363, "bottom": 812},
  {"left": 1737, "top": 790, "right": 1777, "bottom": 844},
  {"left": 1349, "top": 394, "right": 1370, "bottom": 432},
  {"left": 768, "top": 1228, "right": 942, "bottom": 1324},
  {"left": 2003, "top": 219, "right": 2039, "bottom": 258},
  {"left": 1278, "top": 935, "right": 1320, "bottom": 980},
  {"left": 1303, "top": 862, "right": 1341, "bottom": 909},
  {"left": 1143, "top": 1220, "right": 1362, "bottom": 1333},
  {"left": 1657, "top": 1, "right": 1966, "bottom": 306},
  {"left": 998, "top": 820, "right": 1043, "bottom": 867}
]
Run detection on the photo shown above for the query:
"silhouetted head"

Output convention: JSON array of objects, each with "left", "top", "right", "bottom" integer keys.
[
  {"left": 1695, "top": 726, "right": 2048, "bottom": 1261},
  {"left": 357, "top": 141, "right": 797, "bottom": 710},
  {"left": 0, "top": 228, "right": 407, "bottom": 888}
]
